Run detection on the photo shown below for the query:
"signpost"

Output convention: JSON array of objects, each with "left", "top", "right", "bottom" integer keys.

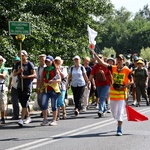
[
  {"left": 9, "top": 21, "right": 31, "bottom": 35},
  {"left": 9, "top": 21, "right": 31, "bottom": 91}
]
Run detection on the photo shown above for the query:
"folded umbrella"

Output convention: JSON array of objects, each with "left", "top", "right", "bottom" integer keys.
[{"left": 126, "top": 105, "right": 148, "bottom": 121}]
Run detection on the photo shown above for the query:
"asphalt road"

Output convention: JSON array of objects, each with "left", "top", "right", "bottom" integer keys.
[{"left": 0, "top": 97, "right": 150, "bottom": 150}]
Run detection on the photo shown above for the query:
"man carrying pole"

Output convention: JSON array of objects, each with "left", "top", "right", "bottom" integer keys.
[{"left": 13, "top": 50, "right": 36, "bottom": 126}]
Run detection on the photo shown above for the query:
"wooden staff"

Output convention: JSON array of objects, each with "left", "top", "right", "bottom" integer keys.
[{"left": 20, "top": 42, "right": 23, "bottom": 91}]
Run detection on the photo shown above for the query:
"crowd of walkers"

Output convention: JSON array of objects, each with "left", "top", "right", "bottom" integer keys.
[{"left": 0, "top": 50, "right": 150, "bottom": 136}]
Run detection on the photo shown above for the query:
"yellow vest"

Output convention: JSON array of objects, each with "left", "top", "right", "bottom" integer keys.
[{"left": 110, "top": 66, "right": 131, "bottom": 100}]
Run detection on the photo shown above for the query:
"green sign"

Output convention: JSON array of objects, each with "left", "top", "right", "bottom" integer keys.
[{"left": 9, "top": 21, "right": 31, "bottom": 35}]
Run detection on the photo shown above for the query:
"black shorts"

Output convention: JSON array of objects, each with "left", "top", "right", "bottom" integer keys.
[
  {"left": 147, "top": 87, "right": 150, "bottom": 95},
  {"left": 18, "top": 88, "right": 31, "bottom": 108}
]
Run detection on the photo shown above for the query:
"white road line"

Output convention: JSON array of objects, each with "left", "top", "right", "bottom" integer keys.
[{"left": 6, "top": 108, "right": 150, "bottom": 150}]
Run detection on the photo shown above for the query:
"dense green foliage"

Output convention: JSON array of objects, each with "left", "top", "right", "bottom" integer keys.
[{"left": 0, "top": 0, "right": 150, "bottom": 67}]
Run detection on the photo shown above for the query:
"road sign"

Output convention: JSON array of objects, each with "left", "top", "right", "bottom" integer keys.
[{"left": 9, "top": 21, "right": 31, "bottom": 35}]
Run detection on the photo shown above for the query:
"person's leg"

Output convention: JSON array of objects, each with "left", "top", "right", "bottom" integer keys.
[
  {"left": 116, "top": 100, "right": 125, "bottom": 136},
  {"left": 97, "top": 85, "right": 110, "bottom": 117},
  {"left": 40, "top": 92, "right": 49, "bottom": 126},
  {"left": 49, "top": 90, "right": 59, "bottom": 126},
  {"left": 141, "top": 84, "right": 149, "bottom": 106},
  {"left": 71, "top": 86, "right": 78, "bottom": 110},
  {"left": 11, "top": 87, "right": 19, "bottom": 119},
  {"left": 82, "top": 85, "right": 90, "bottom": 111},
  {"left": 59, "top": 90, "right": 67, "bottom": 119},
  {"left": 135, "top": 85, "right": 141, "bottom": 106},
  {"left": 0, "top": 90, "right": 8, "bottom": 124}
]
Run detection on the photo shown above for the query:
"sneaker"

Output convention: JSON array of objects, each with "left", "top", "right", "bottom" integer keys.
[
  {"left": 116, "top": 126, "right": 122, "bottom": 136},
  {"left": 49, "top": 121, "right": 57, "bottom": 126},
  {"left": 74, "top": 110, "right": 79, "bottom": 116},
  {"left": 1, "top": 118, "right": 5, "bottom": 124},
  {"left": 18, "top": 119, "right": 24, "bottom": 127},
  {"left": 132, "top": 101, "right": 137, "bottom": 106},
  {"left": 91, "top": 101, "right": 96, "bottom": 105},
  {"left": 24, "top": 117, "right": 32, "bottom": 124},
  {"left": 96, "top": 105, "right": 99, "bottom": 109},
  {"left": 98, "top": 111, "right": 103, "bottom": 118},
  {"left": 41, "top": 119, "right": 49, "bottom": 126},
  {"left": 82, "top": 106, "right": 87, "bottom": 112},
  {"left": 107, "top": 109, "right": 111, "bottom": 113}
]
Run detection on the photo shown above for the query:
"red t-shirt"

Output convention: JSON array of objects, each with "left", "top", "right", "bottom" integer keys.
[
  {"left": 91, "top": 63, "right": 111, "bottom": 86},
  {"left": 43, "top": 69, "right": 55, "bottom": 91}
]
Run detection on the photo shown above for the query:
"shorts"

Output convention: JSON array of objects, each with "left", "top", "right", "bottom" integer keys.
[
  {"left": 110, "top": 100, "right": 125, "bottom": 121},
  {"left": 18, "top": 88, "right": 31, "bottom": 108},
  {"left": 147, "top": 87, "right": 150, "bottom": 95},
  {"left": 0, "top": 91, "right": 7, "bottom": 111}
]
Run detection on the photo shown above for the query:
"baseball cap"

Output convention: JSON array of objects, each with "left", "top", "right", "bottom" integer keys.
[
  {"left": 73, "top": 55, "right": 80, "bottom": 60},
  {"left": 54, "top": 56, "right": 62, "bottom": 61},
  {"left": 134, "top": 56, "right": 138, "bottom": 61},
  {"left": 21, "top": 50, "right": 28, "bottom": 56},
  {"left": 45, "top": 55, "right": 54, "bottom": 62},
  {"left": 107, "top": 57, "right": 115, "bottom": 63},
  {"left": 116, "top": 54, "right": 124, "bottom": 60},
  {"left": 14, "top": 56, "right": 20, "bottom": 61}
]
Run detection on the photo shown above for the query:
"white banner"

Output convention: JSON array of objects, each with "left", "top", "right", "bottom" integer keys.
[{"left": 87, "top": 25, "right": 98, "bottom": 45}]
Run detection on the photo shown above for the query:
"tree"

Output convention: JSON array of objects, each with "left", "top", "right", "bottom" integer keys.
[
  {"left": 140, "top": 47, "right": 150, "bottom": 61},
  {"left": 0, "top": 0, "right": 113, "bottom": 66}
]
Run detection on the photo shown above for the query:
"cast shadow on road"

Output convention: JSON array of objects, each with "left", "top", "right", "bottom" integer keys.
[{"left": 52, "top": 131, "right": 132, "bottom": 140}]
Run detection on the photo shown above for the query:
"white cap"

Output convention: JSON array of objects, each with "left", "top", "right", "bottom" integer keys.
[
  {"left": 21, "top": 50, "right": 28, "bottom": 56},
  {"left": 73, "top": 55, "right": 80, "bottom": 60}
]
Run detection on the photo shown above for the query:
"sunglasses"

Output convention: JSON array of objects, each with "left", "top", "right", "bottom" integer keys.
[{"left": 0, "top": 60, "right": 3, "bottom": 61}]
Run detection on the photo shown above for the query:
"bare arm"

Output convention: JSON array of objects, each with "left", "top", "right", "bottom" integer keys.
[{"left": 90, "top": 50, "right": 109, "bottom": 68}]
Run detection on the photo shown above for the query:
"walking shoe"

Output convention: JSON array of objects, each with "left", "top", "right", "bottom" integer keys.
[
  {"left": 116, "top": 126, "right": 122, "bottom": 136},
  {"left": 1, "top": 118, "right": 5, "bottom": 124},
  {"left": 18, "top": 119, "right": 24, "bottom": 127},
  {"left": 41, "top": 119, "right": 49, "bottom": 126},
  {"left": 132, "top": 101, "right": 137, "bottom": 106},
  {"left": 107, "top": 108, "right": 111, "bottom": 113},
  {"left": 82, "top": 106, "right": 87, "bottom": 112},
  {"left": 146, "top": 100, "right": 149, "bottom": 106},
  {"left": 74, "top": 110, "right": 79, "bottom": 116},
  {"left": 49, "top": 121, "right": 57, "bottom": 126},
  {"left": 24, "top": 117, "right": 32, "bottom": 124},
  {"left": 98, "top": 111, "right": 103, "bottom": 118}
]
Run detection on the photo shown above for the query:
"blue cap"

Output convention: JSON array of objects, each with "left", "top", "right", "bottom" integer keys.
[{"left": 46, "top": 55, "right": 54, "bottom": 61}]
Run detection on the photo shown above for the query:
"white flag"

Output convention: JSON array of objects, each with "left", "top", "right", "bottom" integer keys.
[{"left": 87, "top": 25, "right": 98, "bottom": 45}]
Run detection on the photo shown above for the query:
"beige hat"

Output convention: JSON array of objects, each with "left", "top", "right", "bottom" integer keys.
[
  {"left": 54, "top": 56, "right": 62, "bottom": 61},
  {"left": 39, "top": 54, "right": 46, "bottom": 57}
]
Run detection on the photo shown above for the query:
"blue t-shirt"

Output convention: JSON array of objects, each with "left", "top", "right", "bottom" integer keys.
[{"left": 15, "top": 61, "right": 35, "bottom": 89}]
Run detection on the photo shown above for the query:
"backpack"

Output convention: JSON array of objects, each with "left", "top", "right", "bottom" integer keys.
[
  {"left": 96, "top": 69, "right": 106, "bottom": 82},
  {"left": 70, "top": 65, "right": 84, "bottom": 74}
]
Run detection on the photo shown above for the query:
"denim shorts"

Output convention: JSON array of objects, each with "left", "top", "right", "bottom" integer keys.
[{"left": 41, "top": 90, "right": 59, "bottom": 111}]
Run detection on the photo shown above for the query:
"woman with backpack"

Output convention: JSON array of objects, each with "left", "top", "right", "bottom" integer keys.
[{"left": 67, "top": 55, "right": 90, "bottom": 116}]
